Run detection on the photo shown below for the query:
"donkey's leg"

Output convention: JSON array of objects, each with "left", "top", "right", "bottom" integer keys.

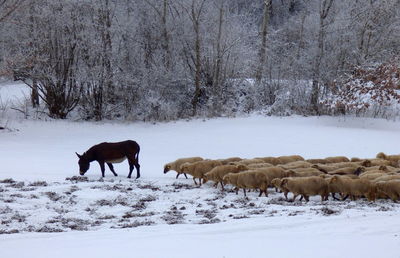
[
  {"left": 134, "top": 160, "right": 140, "bottom": 179},
  {"left": 107, "top": 163, "right": 118, "bottom": 176},
  {"left": 127, "top": 158, "right": 140, "bottom": 179},
  {"left": 99, "top": 162, "right": 106, "bottom": 177},
  {"left": 127, "top": 162, "right": 134, "bottom": 179}
]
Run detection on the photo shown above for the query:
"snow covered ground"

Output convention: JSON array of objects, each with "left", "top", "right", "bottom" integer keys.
[{"left": 1, "top": 83, "right": 400, "bottom": 258}]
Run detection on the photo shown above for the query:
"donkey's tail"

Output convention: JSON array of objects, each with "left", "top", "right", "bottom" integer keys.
[{"left": 135, "top": 148, "right": 140, "bottom": 163}]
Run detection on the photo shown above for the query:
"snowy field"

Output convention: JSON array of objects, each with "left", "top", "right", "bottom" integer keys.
[{"left": 1, "top": 83, "right": 400, "bottom": 258}]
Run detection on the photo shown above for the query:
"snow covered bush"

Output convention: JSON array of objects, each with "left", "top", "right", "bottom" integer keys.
[{"left": 322, "top": 60, "right": 400, "bottom": 118}]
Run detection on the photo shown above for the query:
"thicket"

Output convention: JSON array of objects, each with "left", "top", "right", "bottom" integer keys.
[{"left": 0, "top": 0, "right": 399, "bottom": 121}]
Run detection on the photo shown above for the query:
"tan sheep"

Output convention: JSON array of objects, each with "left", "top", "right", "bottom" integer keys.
[
  {"left": 280, "top": 176, "right": 329, "bottom": 202},
  {"left": 277, "top": 155, "right": 305, "bottom": 164},
  {"left": 311, "top": 162, "right": 359, "bottom": 172},
  {"left": 180, "top": 159, "right": 223, "bottom": 185},
  {"left": 327, "top": 175, "right": 376, "bottom": 201},
  {"left": 324, "top": 156, "right": 350, "bottom": 163},
  {"left": 246, "top": 162, "right": 274, "bottom": 169},
  {"left": 286, "top": 168, "right": 325, "bottom": 177},
  {"left": 306, "top": 158, "right": 329, "bottom": 164},
  {"left": 360, "top": 172, "right": 390, "bottom": 181},
  {"left": 373, "top": 174, "right": 400, "bottom": 183},
  {"left": 163, "top": 157, "right": 204, "bottom": 179},
  {"left": 271, "top": 178, "right": 290, "bottom": 200},
  {"left": 254, "top": 166, "right": 288, "bottom": 181},
  {"left": 360, "top": 168, "right": 393, "bottom": 176},
  {"left": 278, "top": 161, "right": 312, "bottom": 170},
  {"left": 350, "top": 157, "right": 362, "bottom": 162},
  {"left": 218, "top": 157, "right": 242, "bottom": 165},
  {"left": 327, "top": 166, "right": 365, "bottom": 176},
  {"left": 255, "top": 157, "right": 280, "bottom": 165},
  {"left": 312, "top": 164, "right": 340, "bottom": 173},
  {"left": 360, "top": 158, "right": 391, "bottom": 167},
  {"left": 241, "top": 166, "right": 287, "bottom": 193},
  {"left": 233, "top": 158, "right": 265, "bottom": 165},
  {"left": 203, "top": 164, "right": 248, "bottom": 189},
  {"left": 375, "top": 180, "right": 400, "bottom": 202},
  {"left": 222, "top": 172, "right": 241, "bottom": 188},
  {"left": 376, "top": 152, "right": 400, "bottom": 167},
  {"left": 236, "top": 171, "right": 269, "bottom": 197},
  {"left": 363, "top": 165, "right": 390, "bottom": 172}
]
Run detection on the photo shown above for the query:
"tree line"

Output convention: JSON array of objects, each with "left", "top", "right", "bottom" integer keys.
[{"left": 0, "top": 0, "right": 399, "bottom": 121}]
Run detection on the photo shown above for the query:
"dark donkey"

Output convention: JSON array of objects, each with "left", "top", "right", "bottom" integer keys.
[{"left": 76, "top": 140, "right": 140, "bottom": 179}]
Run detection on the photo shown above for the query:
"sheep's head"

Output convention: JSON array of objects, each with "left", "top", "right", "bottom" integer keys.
[
  {"left": 203, "top": 173, "right": 210, "bottom": 184},
  {"left": 271, "top": 178, "right": 282, "bottom": 188},
  {"left": 163, "top": 164, "right": 172, "bottom": 174},
  {"left": 328, "top": 175, "right": 339, "bottom": 184},
  {"left": 280, "top": 178, "right": 288, "bottom": 186},
  {"left": 354, "top": 166, "right": 365, "bottom": 175},
  {"left": 376, "top": 152, "right": 387, "bottom": 160},
  {"left": 360, "top": 160, "right": 372, "bottom": 167},
  {"left": 378, "top": 165, "right": 388, "bottom": 171},
  {"left": 222, "top": 174, "right": 231, "bottom": 184}
]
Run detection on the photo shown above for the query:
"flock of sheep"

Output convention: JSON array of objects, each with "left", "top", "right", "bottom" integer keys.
[{"left": 163, "top": 153, "right": 400, "bottom": 202}]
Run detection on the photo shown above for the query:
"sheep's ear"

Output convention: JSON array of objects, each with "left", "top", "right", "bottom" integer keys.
[
  {"left": 281, "top": 179, "right": 288, "bottom": 185},
  {"left": 76, "top": 152, "right": 82, "bottom": 159}
]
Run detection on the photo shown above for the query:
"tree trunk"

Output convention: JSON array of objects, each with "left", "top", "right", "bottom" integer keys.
[
  {"left": 211, "top": 3, "right": 224, "bottom": 113},
  {"left": 162, "top": 0, "right": 171, "bottom": 69},
  {"left": 310, "top": 0, "right": 334, "bottom": 114},
  {"left": 31, "top": 78, "right": 39, "bottom": 107},
  {"left": 255, "top": 0, "right": 271, "bottom": 84}
]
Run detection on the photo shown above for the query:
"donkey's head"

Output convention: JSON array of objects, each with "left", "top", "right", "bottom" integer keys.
[{"left": 76, "top": 152, "right": 90, "bottom": 175}]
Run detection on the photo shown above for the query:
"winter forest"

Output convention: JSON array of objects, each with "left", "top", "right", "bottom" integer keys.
[{"left": 0, "top": 0, "right": 400, "bottom": 121}]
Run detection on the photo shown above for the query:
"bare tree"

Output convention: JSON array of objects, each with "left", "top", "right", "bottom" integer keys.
[
  {"left": 255, "top": 0, "right": 272, "bottom": 84},
  {"left": 179, "top": 0, "right": 207, "bottom": 115},
  {"left": 310, "top": 0, "right": 334, "bottom": 114},
  {"left": 0, "top": 0, "right": 25, "bottom": 23}
]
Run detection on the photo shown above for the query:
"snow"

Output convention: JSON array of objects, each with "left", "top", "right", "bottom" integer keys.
[{"left": 1, "top": 82, "right": 400, "bottom": 258}]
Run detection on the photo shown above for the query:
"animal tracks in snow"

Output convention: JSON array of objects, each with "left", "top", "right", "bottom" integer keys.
[{"left": 0, "top": 177, "right": 397, "bottom": 234}]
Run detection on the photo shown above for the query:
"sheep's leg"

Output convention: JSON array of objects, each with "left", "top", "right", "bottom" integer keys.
[
  {"left": 304, "top": 195, "right": 309, "bottom": 202},
  {"left": 292, "top": 194, "right": 298, "bottom": 202},
  {"left": 284, "top": 191, "right": 288, "bottom": 200},
  {"left": 258, "top": 190, "right": 263, "bottom": 197},
  {"left": 340, "top": 193, "right": 349, "bottom": 201},
  {"left": 213, "top": 182, "right": 218, "bottom": 188},
  {"left": 331, "top": 193, "right": 340, "bottom": 200},
  {"left": 235, "top": 187, "right": 239, "bottom": 195},
  {"left": 220, "top": 182, "right": 225, "bottom": 191},
  {"left": 243, "top": 188, "right": 247, "bottom": 197},
  {"left": 178, "top": 173, "right": 189, "bottom": 179},
  {"left": 193, "top": 178, "right": 198, "bottom": 185}
]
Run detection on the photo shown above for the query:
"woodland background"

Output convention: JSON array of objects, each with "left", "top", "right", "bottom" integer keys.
[{"left": 0, "top": 0, "right": 399, "bottom": 121}]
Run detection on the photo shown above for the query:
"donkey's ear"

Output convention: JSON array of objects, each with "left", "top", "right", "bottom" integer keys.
[{"left": 75, "top": 152, "right": 82, "bottom": 158}]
